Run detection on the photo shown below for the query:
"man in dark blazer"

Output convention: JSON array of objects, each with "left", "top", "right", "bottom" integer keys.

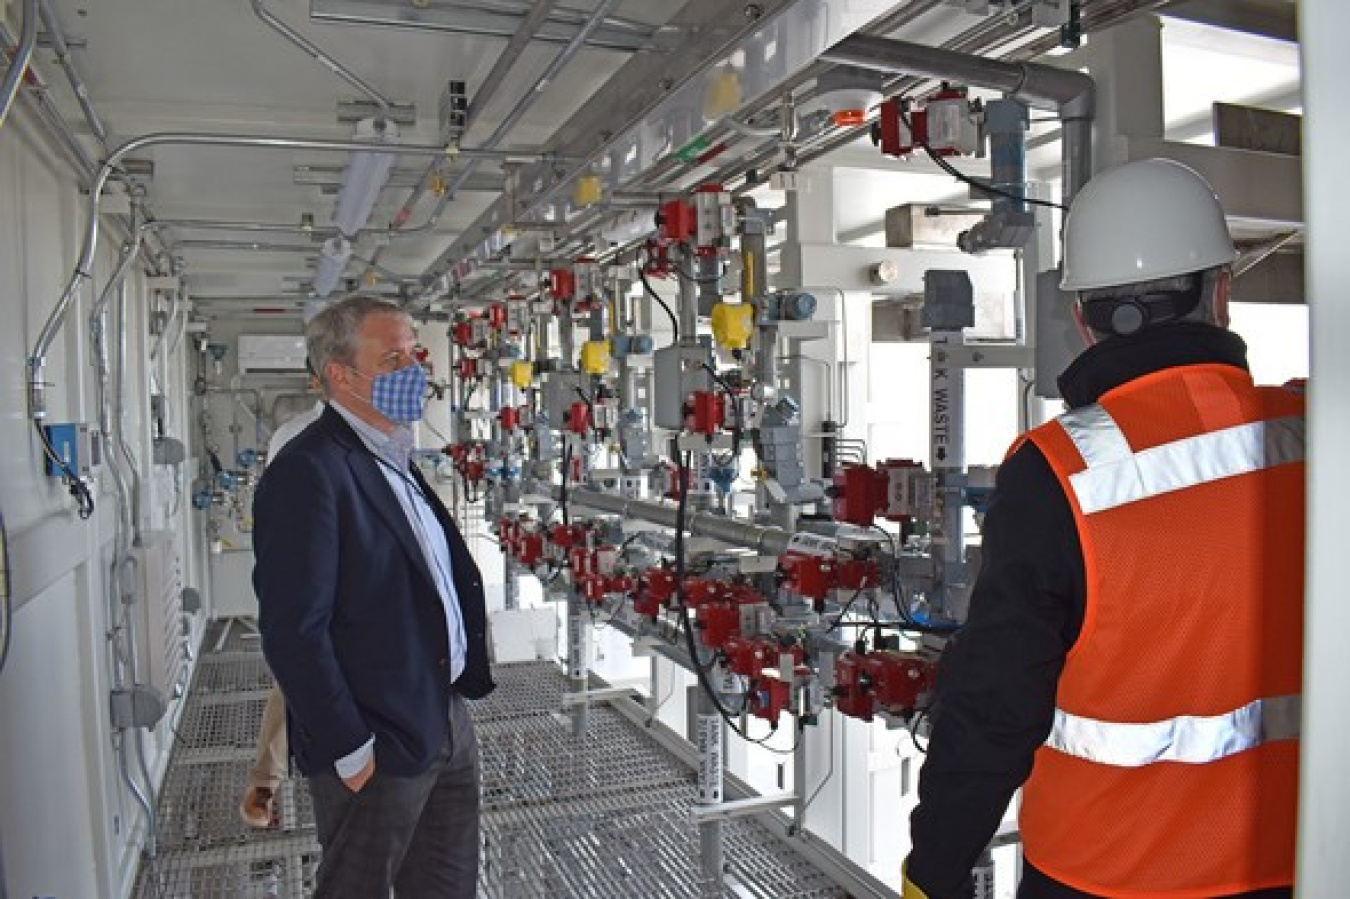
[{"left": 254, "top": 295, "right": 494, "bottom": 899}]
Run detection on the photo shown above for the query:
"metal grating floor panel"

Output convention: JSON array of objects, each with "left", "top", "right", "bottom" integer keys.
[
  {"left": 192, "top": 655, "right": 278, "bottom": 694},
  {"left": 156, "top": 758, "right": 317, "bottom": 852},
  {"left": 202, "top": 618, "right": 268, "bottom": 654},
  {"left": 136, "top": 840, "right": 320, "bottom": 899},
  {"left": 136, "top": 640, "right": 847, "bottom": 898},
  {"left": 479, "top": 707, "right": 691, "bottom": 811},
  {"left": 176, "top": 693, "right": 271, "bottom": 751}
]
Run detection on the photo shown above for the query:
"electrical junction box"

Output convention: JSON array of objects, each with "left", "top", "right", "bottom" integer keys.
[
  {"left": 42, "top": 422, "right": 98, "bottom": 478},
  {"left": 237, "top": 334, "right": 308, "bottom": 373}
]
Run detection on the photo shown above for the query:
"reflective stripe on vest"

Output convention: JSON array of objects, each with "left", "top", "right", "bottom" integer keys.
[
  {"left": 1046, "top": 695, "right": 1302, "bottom": 767},
  {"left": 1058, "top": 405, "right": 1305, "bottom": 515}
]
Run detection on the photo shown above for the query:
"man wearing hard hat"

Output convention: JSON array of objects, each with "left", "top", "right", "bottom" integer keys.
[{"left": 903, "top": 158, "right": 1303, "bottom": 899}]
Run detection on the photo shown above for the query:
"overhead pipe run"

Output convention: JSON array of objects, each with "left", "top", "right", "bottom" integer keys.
[
  {"left": 28, "top": 129, "right": 548, "bottom": 429},
  {"left": 417, "top": 0, "right": 905, "bottom": 293},
  {"left": 0, "top": 0, "right": 38, "bottom": 131},
  {"left": 309, "top": 0, "right": 659, "bottom": 53},
  {"left": 37, "top": 0, "right": 109, "bottom": 144},
  {"left": 251, "top": 0, "right": 393, "bottom": 114},
  {"left": 156, "top": 218, "right": 341, "bottom": 236},
  {"left": 819, "top": 33, "right": 1095, "bottom": 202},
  {"left": 0, "top": 14, "right": 178, "bottom": 280},
  {"left": 467, "top": 0, "right": 560, "bottom": 130},
  {"left": 445, "top": 0, "right": 622, "bottom": 203},
  {"left": 466, "top": 0, "right": 1037, "bottom": 296},
  {"left": 568, "top": 488, "right": 793, "bottom": 557},
  {"left": 358, "top": 0, "right": 560, "bottom": 249},
  {"left": 358, "top": 0, "right": 607, "bottom": 282}
]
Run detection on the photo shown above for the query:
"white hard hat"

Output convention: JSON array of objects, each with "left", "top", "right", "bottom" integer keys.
[{"left": 1060, "top": 158, "right": 1236, "bottom": 291}]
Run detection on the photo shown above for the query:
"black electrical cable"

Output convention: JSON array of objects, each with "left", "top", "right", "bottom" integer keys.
[
  {"left": 895, "top": 100, "right": 1068, "bottom": 213},
  {"left": 700, "top": 363, "right": 743, "bottom": 463},
  {"left": 673, "top": 449, "right": 797, "bottom": 753},
  {"left": 825, "top": 583, "right": 871, "bottom": 635},
  {"left": 559, "top": 442, "right": 573, "bottom": 527},
  {"left": 589, "top": 590, "right": 627, "bottom": 631},
  {"left": 0, "top": 505, "right": 10, "bottom": 678},
  {"left": 869, "top": 523, "right": 961, "bottom": 635},
  {"left": 32, "top": 422, "right": 95, "bottom": 519},
  {"left": 909, "top": 708, "right": 931, "bottom": 754},
  {"left": 617, "top": 532, "right": 644, "bottom": 558},
  {"left": 636, "top": 248, "right": 680, "bottom": 343},
  {"left": 675, "top": 263, "right": 730, "bottom": 286},
  {"left": 573, "top": 386, "right": 596, "bottom": 434}
]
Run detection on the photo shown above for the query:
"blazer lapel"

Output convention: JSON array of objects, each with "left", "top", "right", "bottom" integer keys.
[{"left": 346, "top": 447, "right": 439, "bottom": 592}]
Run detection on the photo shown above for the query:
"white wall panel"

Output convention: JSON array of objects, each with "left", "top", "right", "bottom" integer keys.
[
  {"left": 0, "top": 573, "right": 103, "bottom": 899},
  {"left": 1299, "top": 0, "right": 1350, "bottom": 892},
  {"left": 1, "top": 98, "right": 203, "bottom": 898}
]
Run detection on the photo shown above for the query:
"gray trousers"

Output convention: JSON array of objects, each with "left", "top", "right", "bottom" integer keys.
[{"left": 308, "top": 693, "right": 480, "bottom": 899}]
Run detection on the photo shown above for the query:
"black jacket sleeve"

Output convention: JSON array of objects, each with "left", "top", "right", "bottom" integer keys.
[
  {"left": 907, "top": 441, "right": 1085, "bottom": 898},
  {"left": 255, "top": 450, "right": 371, "bottom": 766}
]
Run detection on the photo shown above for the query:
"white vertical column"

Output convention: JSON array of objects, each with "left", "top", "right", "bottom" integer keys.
[
  {"left": 694, "top": 683, "right": 725, "bottom": 894},
  {"left": 1298, "top": 0, "right": 1350, "bottom": 893},
  {"left": 566, "top": 591, "right": 589, "bottom": 737},
  {"left": 1054, "top": 14, "right": 1165, "bottom": 170},
  {"left": 780, "top": 169, "right": 838, "bottom": 288}
]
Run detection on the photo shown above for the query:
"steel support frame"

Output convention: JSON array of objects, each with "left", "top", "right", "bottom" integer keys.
[
  {"left": 1061, "top": 13, "right": 1302, "bottom": 227},
  {"left": 421, "top": 0, "right": 899, "bottom": 289},
  {"left": 1299, "top": 1, "right": 1350, "bottom": 892},
  {"left": 602, "top": 686, "right": 895, "bottom": 899},
  {"left": 309, "top": 0, "right": 663, "bottom": 53}
]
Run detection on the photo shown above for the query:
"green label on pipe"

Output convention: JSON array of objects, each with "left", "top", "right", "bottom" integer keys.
[{"left": 673, "top": 136, "right": 711, "bottom": 164}]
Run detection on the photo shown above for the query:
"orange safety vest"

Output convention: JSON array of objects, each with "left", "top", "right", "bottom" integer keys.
[{"left": 1018, "top": 363, "right": 1304, "bottom": 898}]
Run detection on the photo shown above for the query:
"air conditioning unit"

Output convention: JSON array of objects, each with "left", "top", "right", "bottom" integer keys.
[{"left": 238, "top": 335, "right": 308, "bottom": 374}]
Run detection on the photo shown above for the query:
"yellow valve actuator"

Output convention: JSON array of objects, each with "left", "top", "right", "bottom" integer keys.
[
  {"left": 573, "top": 174, "right": 604, "bottom": 208},
  {"left": 711, "top": 302, "right": 755, "bottom": 351},
  {"left": 580, "top": 340, "right": 611, "bottom": 375},
  {"left": 702, "top": 66, "right": 743, "bottom": 121},
  {"left": 510, "top": 360, "right": 534, "bottom": 390}
]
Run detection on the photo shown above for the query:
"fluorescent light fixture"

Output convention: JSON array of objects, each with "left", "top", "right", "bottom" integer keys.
[
  {"left": 313, "top": 236, "right": 353, "bottom": 297},
  {"left": 302, "top": 299, "right": 331, "bottom": 323},
  {"left": 333, "top": 117, "right": 399, "bottom": 236}
]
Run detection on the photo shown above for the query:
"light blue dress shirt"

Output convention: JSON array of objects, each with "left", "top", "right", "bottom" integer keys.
[{"left": 330, "top": 401, "right": 468, "bottom": 778}]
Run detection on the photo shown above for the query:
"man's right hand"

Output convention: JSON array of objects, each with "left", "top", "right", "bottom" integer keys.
[{"left": 341, "top": 753, "right": 376, "bottom": 793}]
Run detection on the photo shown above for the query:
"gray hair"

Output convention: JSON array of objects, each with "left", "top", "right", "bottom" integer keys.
[{"left": 305, "top": 294, "right": 410, "bottom": 389}]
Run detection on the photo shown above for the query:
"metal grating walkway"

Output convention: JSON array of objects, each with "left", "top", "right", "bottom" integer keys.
[{"left": 134, "top": 619, "right": 846, "bottom": 898}]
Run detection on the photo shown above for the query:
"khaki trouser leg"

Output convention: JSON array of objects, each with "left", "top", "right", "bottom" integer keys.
[{"left": 249, "top": 684, "right": 288, "bottom": 790}]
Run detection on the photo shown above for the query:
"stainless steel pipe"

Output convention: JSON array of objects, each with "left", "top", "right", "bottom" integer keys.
[
  {"left": 0, "top": 0, "right": 38, "bottom": 130},
  {"left": 569, "top": 488, "right": 792, "bottom": 556},
  {"left": 820, "top": 33, "right": 1095, "bottom": 202}
]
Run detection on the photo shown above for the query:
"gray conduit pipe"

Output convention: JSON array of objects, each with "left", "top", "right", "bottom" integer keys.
[
  {"left": 356, "top": 0, "right": 561, "bottom": 279},
  {"left": 443, "top": 0, "right": 623, "bottom": 202},
  {"left": 27, "top": 129, "right": 543, "bottom": 426},
  {"left": 111, "top": 273, "right": 160, "bottom": 855},
  {"left": 363, "top": 0, "right": 611, "bottom": 282},
  {"left": 568, "top": 488, "right": 793, "bottom": 557},
  {"left": 818, "top": 33, "right": 1095, "bottom": 203},
  {"left": 36, "top": 0, "right": 108, "bottom": 144},
  {"left": 0, "top": 0, "right": 37, "bottom": 130},
  {"left": 251, "top": 0, "right": 391, "bottom": 114}
]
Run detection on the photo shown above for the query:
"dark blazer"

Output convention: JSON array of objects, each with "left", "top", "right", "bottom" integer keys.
[{"left": 253, "top": 405, "right": 494, "bottom": 778}]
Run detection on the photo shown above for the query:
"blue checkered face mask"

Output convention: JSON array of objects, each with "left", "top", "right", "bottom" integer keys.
[{"left": 347, "top": 362, "right": 428, "bottom": 423}]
